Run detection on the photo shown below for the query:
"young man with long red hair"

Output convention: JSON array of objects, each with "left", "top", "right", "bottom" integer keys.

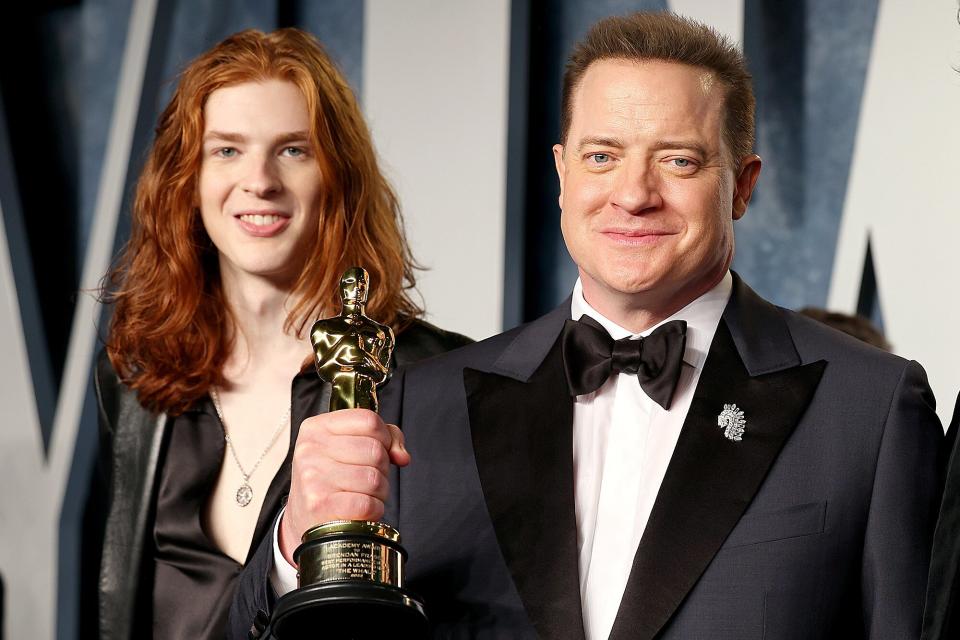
[{"left": 94, "top": 28, "right": 469, "bottom": 639}]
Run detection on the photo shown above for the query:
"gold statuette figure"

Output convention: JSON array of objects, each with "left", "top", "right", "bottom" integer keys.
[{"left": 310, "top": 266, "right": 395, "bottom": 412}]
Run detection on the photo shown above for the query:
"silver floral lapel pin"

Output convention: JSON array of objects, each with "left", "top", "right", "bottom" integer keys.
[{"left": 717, "top": 403, "right": 746, "bottom": 442}]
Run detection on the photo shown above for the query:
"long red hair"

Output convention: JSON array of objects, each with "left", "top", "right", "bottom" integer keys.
[{"left": 102, "top": 28, "right": 422, "bottom": 415}]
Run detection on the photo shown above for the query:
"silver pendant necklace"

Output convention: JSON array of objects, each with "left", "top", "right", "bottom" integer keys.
[{"left": 210, "top": 386, "right": 291, "bottom": 507}]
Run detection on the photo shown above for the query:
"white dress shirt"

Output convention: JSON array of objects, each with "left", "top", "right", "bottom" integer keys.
[
  {"left": 270, "top": 272, "right": 733, "bottom": 630},
  {"left": 572, "top": 272, "right": 731, "bottom": 640},
  {"left": 271, "top": 506, "right": 298, "bottom": 594}
]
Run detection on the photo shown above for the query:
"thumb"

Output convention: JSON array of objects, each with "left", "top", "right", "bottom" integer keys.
[{"left": 386, "top": 423, "right": 411, "bottom": 467}]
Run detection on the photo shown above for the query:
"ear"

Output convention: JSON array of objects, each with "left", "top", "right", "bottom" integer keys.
[
  {"left": 553, "top": 144, "right": 566, "bottom": 209},
  {"left": 732, "top": 154, "right": 762, "bottom": 220}
]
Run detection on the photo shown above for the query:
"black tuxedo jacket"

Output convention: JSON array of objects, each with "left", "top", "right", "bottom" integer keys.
[
  {"left": 922, "top": 390, "right": 960, "bottom": 640},
  {"left": 232, "top": 276, "right": 941, "bottom": 639}
]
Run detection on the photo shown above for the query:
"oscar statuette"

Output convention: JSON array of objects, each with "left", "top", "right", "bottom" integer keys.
[{"left": 268, "top": 267, "right": 428, "bottom": 638}]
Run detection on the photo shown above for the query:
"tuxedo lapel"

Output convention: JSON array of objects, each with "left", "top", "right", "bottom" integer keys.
[
  {"left": 464, "top": 304, "right": 587, "bottom": 640},
  {"left": 609, "top": 276, "right": 826, "bottom": 640}
]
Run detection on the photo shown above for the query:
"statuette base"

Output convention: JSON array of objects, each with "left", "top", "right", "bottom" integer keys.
[{"left": 270, "top": 582, "right": 428, "bottom": 638}]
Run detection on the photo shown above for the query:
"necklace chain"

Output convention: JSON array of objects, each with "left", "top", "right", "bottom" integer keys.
[{"left": 210, "top": 386, "right": 291, "bottom": 507}]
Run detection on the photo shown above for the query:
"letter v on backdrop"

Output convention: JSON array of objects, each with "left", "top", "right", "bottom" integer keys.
[{"left": 0, "top": 0, "right": 160, "bottom": 638}]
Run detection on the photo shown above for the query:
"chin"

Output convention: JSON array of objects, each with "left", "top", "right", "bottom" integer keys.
[
  {"left": 229, "top": 260, "right": 293, "bottom": 279},
  {"left": 603, "top": 266, "right": 668, "bottom": 294}
]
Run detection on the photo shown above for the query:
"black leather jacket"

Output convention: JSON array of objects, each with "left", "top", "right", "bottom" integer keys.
[{"left": 94, "top": 319, "right": 472, "bottom": 639}]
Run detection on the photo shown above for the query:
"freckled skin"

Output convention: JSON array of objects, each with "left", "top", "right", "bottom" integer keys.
[{"left": 553, "top": 59, "right": 761, "bottom": 332}]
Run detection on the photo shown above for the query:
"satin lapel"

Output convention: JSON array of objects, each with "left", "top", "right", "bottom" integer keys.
[
  {"left": 465, "top": 333, "right": 586, "bottom": 640},
  {"left": 609, "top": 279, "right": 826, "bottom": 640}
]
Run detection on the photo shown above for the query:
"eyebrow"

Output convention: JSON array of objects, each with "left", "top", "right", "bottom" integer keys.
[
  {"left": 650, "top": 139, "right": 708, "bottom": 157},
  {"left": 575, "top": 136, "right": 625, "bottom": 153},
  {"left": 203, "top": 130, "right": 311, "bottom": 144}
]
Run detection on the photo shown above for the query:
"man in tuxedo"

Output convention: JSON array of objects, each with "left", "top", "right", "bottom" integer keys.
[{"left": 231, "top": 12, "right": 942, "bottom": 639}]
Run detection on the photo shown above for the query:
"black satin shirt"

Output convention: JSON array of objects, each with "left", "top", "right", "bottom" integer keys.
[{"left": 151, "top": 371, "right": 328, "bottom": 639}]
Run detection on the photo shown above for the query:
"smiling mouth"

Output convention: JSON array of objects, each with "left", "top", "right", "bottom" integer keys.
[
  {"left": 235, "top": 213, "right": 291, "bottom": 237},
  {"left": 238, "top": 213, "right": 285, "bottom": 226},
  {"left": 602, "top": 230, "right": 673, "bottom": 244}
]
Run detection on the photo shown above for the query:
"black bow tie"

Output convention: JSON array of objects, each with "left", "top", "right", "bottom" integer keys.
[{"left": 561, "top": 315, "right": 688, "bottom": 410}]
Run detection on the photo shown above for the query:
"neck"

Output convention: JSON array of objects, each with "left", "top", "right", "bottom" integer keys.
[
  {"left": 219, "top": 271, "right": 312, "bottom": 382},
  {"left": 582, "top": 269, "right": 728, "bottom": 334},
  {"left": 342, "top": 300, "right": 365, "bottom": 317}
]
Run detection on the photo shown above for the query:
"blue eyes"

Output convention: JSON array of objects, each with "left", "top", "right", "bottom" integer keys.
[
  {"left": 211, "top": 146, "right": 308, "bottom": 158},
  {"left": 584, "top": 154, "right": 697, "bottom": 171}
]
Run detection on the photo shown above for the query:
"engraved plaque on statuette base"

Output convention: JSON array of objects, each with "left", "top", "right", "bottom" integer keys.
[{"left": 270, "top": 521, "right": 427, "bottom": 638}]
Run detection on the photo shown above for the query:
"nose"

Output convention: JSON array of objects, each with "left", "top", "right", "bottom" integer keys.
[
  {"left": 240, "top": 153, "right": 282, "bottom": 197},
  {"left": 610, "top": 158, "right": 662, "bottom": 215}
]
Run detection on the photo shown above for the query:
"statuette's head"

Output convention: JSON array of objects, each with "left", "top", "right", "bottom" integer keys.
[{"left": 340, "top": 266, "right": 369, "bottom": 305}]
